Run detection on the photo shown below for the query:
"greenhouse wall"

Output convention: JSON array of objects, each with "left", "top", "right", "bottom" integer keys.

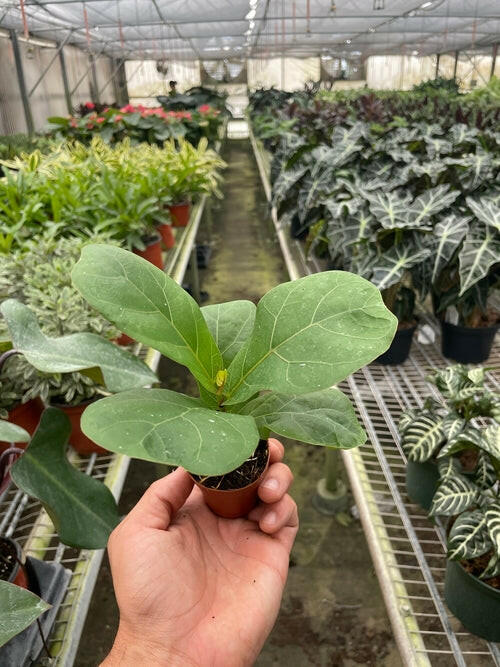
[{"left": 0, "top": 39, "right": 114, "bottom": 134}]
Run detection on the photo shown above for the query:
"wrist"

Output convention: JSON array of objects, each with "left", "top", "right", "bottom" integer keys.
[{"left": 102, "top": 624, "right": 196, "bottom": 667}]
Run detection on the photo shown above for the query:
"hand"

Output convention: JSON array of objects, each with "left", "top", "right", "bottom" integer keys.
[{"left": 102, "top": 438, "right": 298, "bottom": 667}]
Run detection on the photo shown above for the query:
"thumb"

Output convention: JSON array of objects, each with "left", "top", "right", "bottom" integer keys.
[{"left": 124, "top": 467, "right": 194, "bottom": 531}]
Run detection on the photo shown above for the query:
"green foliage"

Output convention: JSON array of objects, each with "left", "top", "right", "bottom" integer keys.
[
  {"left": 0, "top": 581, "right": 50, "bottom": 648},
  {"left": 73, "top": 244, "right": 395, "bottom": 476}
]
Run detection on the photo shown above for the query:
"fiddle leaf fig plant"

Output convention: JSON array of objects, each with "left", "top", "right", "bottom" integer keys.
[{"left": 72, "top": 244, "right": 397, "bottom": 476}]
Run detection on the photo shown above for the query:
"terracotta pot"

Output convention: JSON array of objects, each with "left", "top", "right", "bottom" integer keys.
[
  {"left": 168, "top": 201, "right": 190, "bottom": 228},
  {"left": 0, "top": 537, "right": 28, "bottom": 589},
  {"left": 0, "top": 398, "right": 44, "bottom": 452},
  {"left": 190, "top": 443, "right": 270, "bottom": 519},
  {"left": 133, "top": 235, "right": 164, "bottom": 270},
  {"left": 157, "top": 222, "right": 176, "bottom": 249},
  {"left": 52, "top": 401, "right": 107, "bottom": 456},
  {"left": 115, "top": 332, "right": 135, "bottom": 346}
]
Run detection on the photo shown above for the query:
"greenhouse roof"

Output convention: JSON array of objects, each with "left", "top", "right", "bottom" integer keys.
[{"left": 0, "top": 0, "right": 499, "bottom": 61}]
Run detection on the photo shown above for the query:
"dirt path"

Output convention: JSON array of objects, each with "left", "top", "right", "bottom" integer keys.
[{"left": 75, "top": 139, "right": 398, "bottom": 667}]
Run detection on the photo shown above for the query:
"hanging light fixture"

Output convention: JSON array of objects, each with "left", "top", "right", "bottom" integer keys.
[{"left": 373, "top": 0, "right": 385, "bottom": 9}]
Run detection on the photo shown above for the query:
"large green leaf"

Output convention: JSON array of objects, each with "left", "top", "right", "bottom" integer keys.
[
  {"left": 466, "top": 196, "right": 500, "bottom": 233},
  {"left": 430, "top": 474, "right": 480, "bottom": 516},
  {"left": 239, "top": 388, "right": 366, "bottom": 448},
  {"left": 371, "top": 243, "right": 431, "bottom": 291},
  {"left": 81, "top": 388, "right": 260, "bottom": 475},
  {"left": 223, "top": 271, "right": 397, "bottom": 405},
  {"left": 448, "top": 509, "right": 491, "bottom": 561},
  {"left": 201, "top": 301, "right": 256, "bottom": 367},
  {"left": 0, "top": 581, "right": 50, "bottom": 648},
  {"left": 458, "top": 223, "right": 500, "bottom": 295},
  {"left": 401, "top": 413, "right": 445, "bottom": 462},
  {"left": 0, "top": 420, "right": 29, "bottom": 443},
  {"left": 441, "top": 414, "right": 466, "bottom": 441},
  {"left": 485, "top": 502, "right": 500, "bottom": 557},
  {"left": 11, "top": 408, "right": 119, "bottom": 549},
  {"left": 430, "top": 214, "right": 469, "bottom": 282},
  {"left": 475, "top": 451, "right": 497, "bottom": 491},
  {"left": 71, "top": 244, "right": 223, "bottom": 393},
  {"left": 367, "top": 191, "right": 412, "bottom": 230},
  {"left": 0, "top": 300, "right": 156, "bottom": 393},
  {"left": 404, "top": 185, "right": 459, "bottom": 229}
]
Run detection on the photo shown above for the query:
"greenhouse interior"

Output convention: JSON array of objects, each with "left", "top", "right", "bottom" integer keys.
[{"left": 0, "top": 0, "right": 499, "bottom": 665}]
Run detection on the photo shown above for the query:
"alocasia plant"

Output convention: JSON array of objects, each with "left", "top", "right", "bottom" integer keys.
[{"left": 71, "top": 244, "right": 397, "bottom": 476}]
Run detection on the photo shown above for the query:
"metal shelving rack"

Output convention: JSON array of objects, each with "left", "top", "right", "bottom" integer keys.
[
  {"left": 0, "top": 125, "right": 226, "bottom": 666},
  {"left": 250, "top": 124, "right": 500, "bottom": 666}
]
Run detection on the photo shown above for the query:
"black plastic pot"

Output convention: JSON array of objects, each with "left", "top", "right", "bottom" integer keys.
[
  {"left": 444, "top": 559, "right": 500, "bottom": 642},
  {"left": 290, "top": 213, "right": 309, "bottom": 240},
  {"left": 405, "top": 459, "right": 440, "bottom": 510},
  {"left": 196, "top": 244, "right": 213, "bottom": 269},
  {"left": 376, "top": 324, "right": 417, "bottom": 365},
  {"left": 441, "top": 321, "right": 499, "bottom": 364}
]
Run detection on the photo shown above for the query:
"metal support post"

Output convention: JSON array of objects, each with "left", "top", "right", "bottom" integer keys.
[
  {"left": 491, "top": 43, "right": 498, "bottom": 79},
  {"left": 312, "top": 448, "right": 348, "bottom": 515},
  {"left": 9, "top": 30, "right": 34, "bottom": 136},
  {"left": 189, "top": 246, "right": 201, "bottom": 304},
  {"left": 114, "top": 59, "right": 129, "bottom": 105},
  {"left": 70, "top": 45, "right": 107, "bottom": 98},
  {"left": 28, "top": 31, "right": 72, "bottom": 99},
  {"left": 59, "top": 47, "right": 73, "bottom": 114},
  {"left": 453, "top": 50, "right": 459, "bottom": 80},
  {"left": 435, "top": 52, "right": 440, "bottom": 78},
  {"left": 89, "top": 53, "right": 100, "bottom": 104},
  {"left": 98, "top": 57, "right": 126, "bottom": 99}
]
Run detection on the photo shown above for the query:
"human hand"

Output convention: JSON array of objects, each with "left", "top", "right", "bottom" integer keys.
[{"left": 102, "top": 438, "right": 298, "bottom": 667}]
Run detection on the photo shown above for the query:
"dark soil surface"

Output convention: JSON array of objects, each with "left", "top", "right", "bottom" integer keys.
[
  {"left": 0, "top": 538, "right": 17, "bottom": 581},
  {"left": 75, "top": 137, "right": 398, "bottom": 666},
  {"left": 193, "top": 439, "right": 269, "bottom": 490}
]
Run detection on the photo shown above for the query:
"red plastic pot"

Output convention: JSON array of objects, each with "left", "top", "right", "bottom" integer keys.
[
  {"left": 168, "top": 202, "right": 190, "bottom": 228},
  {"left": 115, "top": 332, "right": 135, "bottom": 346},
  {"left": 133, "top": 236, "right": 164, "bottom": 270},
  {"left": 0, "top": 398, "right": 44, "bottom": 452},
  {"left": 157, "top": 222, "right": 176, "bottom": 249},
  {"left": 52, "top": 400, "right": 107, "bottom": 456},
  {"left": 190, "top": 444, "right": 270, "bottom": 519}
]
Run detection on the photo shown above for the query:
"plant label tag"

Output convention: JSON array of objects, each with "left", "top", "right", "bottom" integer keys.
[{"left": 417, "top": 325, "right": 435, "bottom": 345}]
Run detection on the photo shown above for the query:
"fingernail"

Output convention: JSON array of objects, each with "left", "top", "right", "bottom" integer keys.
[
  {"left": 265, "top": 511, "right": 277, "bottom": 525},
  {"left": 262, "top": 478, "right": 279, "bottom": 490}
]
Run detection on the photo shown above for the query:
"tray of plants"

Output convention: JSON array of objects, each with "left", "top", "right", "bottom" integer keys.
[{"left": 250, "top": 121, "right": 500, "bottom": 666}]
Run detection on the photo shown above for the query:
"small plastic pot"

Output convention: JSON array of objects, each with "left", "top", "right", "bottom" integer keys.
[
  {"left": 376, "top": 324, "right": 417, "bottom": 365},
  {"left": 444, "top": 558, "right": 500, "bottom": 642},
  {"left": 0, "top": 537, "right": 28, "bottom": 589},
  {"left": 405, "top": 459, "right": 440, "bottom": 511},
  {"left": 133, "top": 235, "right": 164, "bottom": 270},
  {"left": 157, "top": 222, "right": 176, "bottom": 249},
  {"left": 115, "top": 332, "right": 135, "bottom": 346},
  {"left": 51, "top": 400, "right": 107, "bottom": 456},
  {"left": 190, "top": 443, "right": 270, "bottom": 519},
  {"left": 168, "top": 202, "right": 190, "bottom": 228},
  {"left": 0, "top": 398, "right": 44, "bottom": 452},
  {"left": 441, "top": 321, "right": 499, "bottom": 364}
]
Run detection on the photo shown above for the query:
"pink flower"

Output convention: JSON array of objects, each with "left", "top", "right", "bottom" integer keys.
[
  {"left": 114, "top": 114, "right": 123, "bottom": 122},
  {"left": 70, "top": 119, "right": 77, "bottom": 128},
  {"left": 85, "top": 102, "right": 95, "bottom": 109},
  {"left": 96, "top": 117, "right": 106, "bottom": 123},
  {"left": 198, "top": 104, "right": 211, "bottom": 113},
  {"left": 86, "top": 122, "right": 94, "bottom": 129}
]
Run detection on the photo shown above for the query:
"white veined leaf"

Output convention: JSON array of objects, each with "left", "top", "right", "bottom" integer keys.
[
  {"left": 398, "top": 409, "right": 418, "bottom": 436},
  {"left": 437, "top": 456, "right": 462, "bottom": 480},
  {"left": 466, "top": 195, "right": 500, "bottom": 233},
  {"left": 401, "top": 413, "right": 445, "bottom": 462},
  {"left": 404, "top": 185, "right": 459, "bottom": 228},
  {"left": 367, "top": 191, "right": 412, "bottom": 230},
  {"left": 458, "top": 223, "right": 500, "bottom": 295},
  {"left": 441, "top": 414, "right": 466, "bottom": 441},
  {"left": 448, "top": 509, "right": 492, "bottom": 560},
  {"left": 475, "top": 451, "right": 498, "bottom": 491},
  {"left": 481, "top": 552, "right": 500, "bottom": 579},
  {"left": 467, "top": 367, "right": 486, "bottom": 385},
  {"left": 430, "top": 214, "right": 469, "bottom": 282},
  {"left": 371, "top": 244, "right": 431, "bottom": 291},
  {"left": 485, "top": 502, "right": 500, "bottom": 558},
  {"left": 477, "top": 424, "right": 500, "bottom": 460},
  {"left": 430, "top": 475, "right": 480, "bottom": 516}
]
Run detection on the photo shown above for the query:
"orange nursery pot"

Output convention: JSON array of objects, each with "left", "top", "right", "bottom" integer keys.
[
  {"left": 156, "top": 222, "right": 176, "bottom": 249},
  {"left": 0, "top": 398, "right": 44, "bottom": 452},
  {"left": 133, "top": 236, "right": 164, "bottom": 270},
  {"left": 52, "top": 401, "right": 107, "bottom": 456},
  {"left": 115, "top": 332, "right": 135, "bottom": 346},
  {"left": 190, "top": 442, "right": 270, "bottom": 519},
  {"left": 168, "top": 202, "right": 191, "bottom": 228}
]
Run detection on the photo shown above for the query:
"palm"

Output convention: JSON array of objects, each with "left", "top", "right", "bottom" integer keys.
[{"left": 115, "top": 488, "right": 290, "bottom": 666}]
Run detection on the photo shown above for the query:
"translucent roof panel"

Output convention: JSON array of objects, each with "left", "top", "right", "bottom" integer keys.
[{"left": 0, "top": 0, "right": 498, "bottom": 60}]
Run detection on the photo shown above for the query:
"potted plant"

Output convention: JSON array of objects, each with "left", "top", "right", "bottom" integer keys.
[
  {"left": 432, "top": 195, "right": 500, "bottom": 363},
  {"left": 71, "top": 244, "right": 397, "bottom": 517},
  {"left": 400, "top": 365, "right": 499, "bottom": 510},
  {"left": 427, "top": 422, "right": 500, "bottom": 641}
]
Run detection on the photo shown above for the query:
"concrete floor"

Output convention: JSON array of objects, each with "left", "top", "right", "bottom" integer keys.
[{"left": 75, "top": 140, "right": 399, "bottom": 666}]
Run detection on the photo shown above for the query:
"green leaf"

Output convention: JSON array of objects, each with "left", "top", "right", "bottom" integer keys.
[
  {"left": 201, "top": 301, "right": 256, "bottom": 367},
  {"left": 430, "top": 214, "right": 469, "bottom": 283},
  {"left": 367, "top": 191, "right": 412, "bottom": 230},
  {"left": 437, "top": 456, "right": 462, "bottom": 480},
  {"left": 81, "top": 388, "right": 260, "bottom": 476},
  {"left": 441, "top": 414, "right": 466, "bottom": 441},
  {"left": 224, "top": 271, "right": 397, "bottom": 405},
  {"left": 481, "top": 553, "right": 500, "bottom": 579},
  {"left": 0, "top": 581, "right": 50, "bottom": 648},
  {"left": 401, "top": 413, "right": 445, "bottom": 462},
  {"left": 466, "top": 196, "right": 500, "bottom": 233},
  {"left": 0, "top": 300, "right": 156, "bottom": 394},
  {"left": 475, "top": 451, "right": 497, "bottom": 490},
  {"left": 398, "top": 409, "right": 418, "bottom": 436},
  {"left": 371, "top": 243, "right": 431, "bottom": 291},
  {"left": 458, "top": 223, "right": 500, "bottom": 295},
  {"left": 71, "top": 244, "right": 223, "bottom": 393},
  {"left": 479, "top": 425, "right": 500, "bottom": 460},
  {"left": 11, "top": 408, "right": 120, "bottom": 549},
  {"left": 448, "top": 509, "right": 491, "bottom": 560},
  {"left": 0, "top": 420, "right": 29, "bottom": 443},
  {"left": 239, "top": 388, "right": 366, "bottom": 448},
  {"left": 430, "top": 475, "right": 480, "bottom": 516},
  {"left": 485, "top": 502, "right": 500, "bottom": 557},
  {"left": 405, "top": 185, "right": 459, "bottom": 228}
]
